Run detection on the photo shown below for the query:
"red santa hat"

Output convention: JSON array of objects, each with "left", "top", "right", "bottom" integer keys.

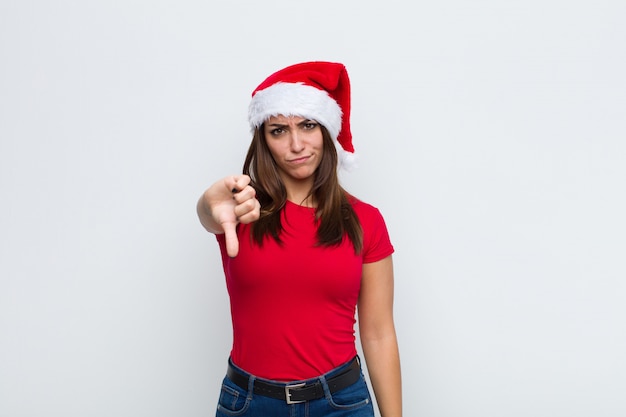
[{"left": 248, "top": 61, "right": 356, "bottom": 170}]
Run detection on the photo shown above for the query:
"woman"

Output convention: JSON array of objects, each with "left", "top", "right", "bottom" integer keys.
[{"left": 197, "top": 61, "right": 402, "bottom": 417}]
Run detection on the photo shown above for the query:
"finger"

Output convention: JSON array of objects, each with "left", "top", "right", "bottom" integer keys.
[
  {"left": 237, "top": 199, "right": 261, "bottom": 224},
  {"left": 230, "top": 175, "right": 251, "bottom": 194},
  {"left": 232, "top": 186, "right": 256, "bottom": 205},
  {"left": 221, "top": 221, "right": 240, "bottom": 258},
  {"left": 234, "top": 194, "right": 259, "bottom": 216}
]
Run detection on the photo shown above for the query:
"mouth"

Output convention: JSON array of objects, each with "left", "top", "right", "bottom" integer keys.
[{"left": 288, "top": 156, "right": 311, "bottom": 164}]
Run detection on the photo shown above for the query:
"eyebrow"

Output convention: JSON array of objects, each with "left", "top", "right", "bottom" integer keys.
[{"left": 266, "top": 119, "right": 315, "bottom": 128}]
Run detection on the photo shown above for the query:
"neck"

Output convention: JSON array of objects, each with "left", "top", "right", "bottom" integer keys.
[{"left": 283, "top": 178, "right": 316, "bottom": 207}]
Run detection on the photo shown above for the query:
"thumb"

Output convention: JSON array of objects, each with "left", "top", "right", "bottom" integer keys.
[{"left": 222, "top": 221, "right": 240, "bottom": 258}]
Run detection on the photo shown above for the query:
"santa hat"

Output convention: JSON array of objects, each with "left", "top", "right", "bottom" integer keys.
[{"left": 248, "top": 61, "right": 356, "bottom": 170}]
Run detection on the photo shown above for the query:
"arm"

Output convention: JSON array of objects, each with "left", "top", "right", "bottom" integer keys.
[{"left": 358, "top": 255, "right": 402, "bottom": 417}]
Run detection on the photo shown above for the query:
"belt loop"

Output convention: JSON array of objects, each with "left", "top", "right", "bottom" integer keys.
[
  {"left": 318, "top": 374, "right": 332, "bottom": 400},
  {"left": 246, "top": 373, "right": 256, "bottom": 400}
]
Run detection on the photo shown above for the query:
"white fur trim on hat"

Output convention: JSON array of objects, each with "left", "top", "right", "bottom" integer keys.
[{"left": 248, "top": 82, "right": 343, "bottom": 141}]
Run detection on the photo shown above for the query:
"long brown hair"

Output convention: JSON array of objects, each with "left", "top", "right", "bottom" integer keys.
[{"left": 242, "top": 124, "right": 363, "bottom": 253}]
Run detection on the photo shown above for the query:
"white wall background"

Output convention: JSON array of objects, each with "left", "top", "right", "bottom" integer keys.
[{"left": 1, "top": 1, "right": 625, "bottom": 416}]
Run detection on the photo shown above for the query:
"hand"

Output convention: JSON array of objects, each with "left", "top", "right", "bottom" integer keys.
[{"left": 199, "top": 175, "right": 260, "bottom": 257}]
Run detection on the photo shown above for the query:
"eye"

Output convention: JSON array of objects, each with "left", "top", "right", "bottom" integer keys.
[
  {"left": 269, "top": 127, "right": 285, "bottom": 136},
  {"left": 303, "top": 122, "right": 318, "bottom": 130}
]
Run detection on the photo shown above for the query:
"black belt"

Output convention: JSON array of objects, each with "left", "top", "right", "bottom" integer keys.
[{"left": 226, "top": 357, "right": 361, "bottom": 404}]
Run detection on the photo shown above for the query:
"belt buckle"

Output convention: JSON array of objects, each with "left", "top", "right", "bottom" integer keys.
[{"left": 285, "top": 383, "right": 306, "bottom": 404}]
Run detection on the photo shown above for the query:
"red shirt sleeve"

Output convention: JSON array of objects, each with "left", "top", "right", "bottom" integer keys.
[{"left": 353, "top": 200, "right": 394, "bottom": 263}]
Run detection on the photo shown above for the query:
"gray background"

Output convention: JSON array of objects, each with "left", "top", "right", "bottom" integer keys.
[{"left": 1, "top": 1, "right": 625, "bottom": 416}]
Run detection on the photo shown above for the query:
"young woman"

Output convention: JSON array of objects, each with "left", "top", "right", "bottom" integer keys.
[{"left": 197, "top": 61, "right": 402, "bottom": 417}]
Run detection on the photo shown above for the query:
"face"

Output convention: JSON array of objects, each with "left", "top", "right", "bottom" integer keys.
[{"left": 263, "top": 115, "right": 324, "bottom": 186}]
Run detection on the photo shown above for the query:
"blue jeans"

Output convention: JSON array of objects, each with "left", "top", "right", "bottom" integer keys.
[{"left": 215, "top": 356, "right": 375, "bottom": 417}]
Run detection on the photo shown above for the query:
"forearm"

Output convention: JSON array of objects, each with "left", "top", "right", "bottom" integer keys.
[
  {"left": 196, "top": 194, "right": 224, "bottom": 234},
  {"left": 362, "top": 333, "right": 402, "bottom": 417}
]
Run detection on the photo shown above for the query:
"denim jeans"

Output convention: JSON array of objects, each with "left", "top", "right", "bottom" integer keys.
[{"left": 215, "top": 356, "right": 375, "bottom": 417}]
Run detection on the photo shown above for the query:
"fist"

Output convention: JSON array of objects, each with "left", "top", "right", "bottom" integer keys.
[{"left": 199, "top": 175, "right": 260, "bottom": 257}]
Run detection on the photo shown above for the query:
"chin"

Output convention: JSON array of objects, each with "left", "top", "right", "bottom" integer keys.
[
  {"left": 288, "top": 168, "right": 316, "bottom": 181},
  {"left": 292, "top": 173, "right": 315, "bottom": 181}
]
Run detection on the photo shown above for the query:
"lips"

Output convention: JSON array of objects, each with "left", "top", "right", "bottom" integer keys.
[{"left": 288, "top": 155, "right": 311, "bottom": 164}]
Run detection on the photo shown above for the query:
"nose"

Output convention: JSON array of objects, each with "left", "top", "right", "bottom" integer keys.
[{"left": 289, "top": 131, "right": 305, "bottom": 153}]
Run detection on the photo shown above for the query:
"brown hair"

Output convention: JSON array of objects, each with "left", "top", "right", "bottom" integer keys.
[{"left": 242, "top": 125, "right": 363, "bottom": 253}]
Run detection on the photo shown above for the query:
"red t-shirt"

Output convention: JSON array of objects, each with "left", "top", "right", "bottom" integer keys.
[{"left": 216, "top": 197, "right": 394, "bottom": 380}]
